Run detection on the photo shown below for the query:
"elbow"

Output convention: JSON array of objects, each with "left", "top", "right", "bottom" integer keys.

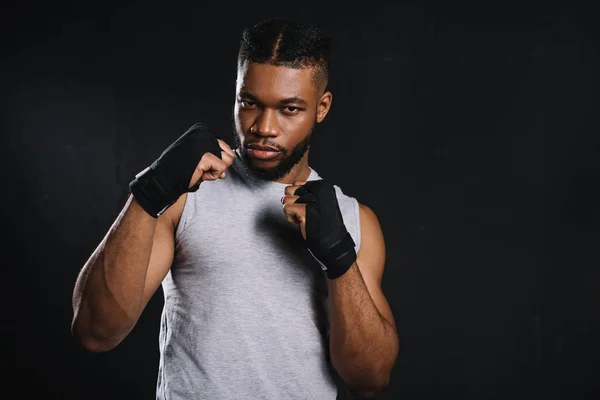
[
  {"left": 75, "top": 336, "right": 118, "bottom": 353},
  {"left": 74, "top": 334, "right": 119, "bottom": 353},
  {"left": 71, "top": 318, "right": 122, "bottom": 353},
  {"left": 336, "top": 360, "right": 391, "bottom": 399},
  {"left": 340, "top": 362, "right": 393, "bottom": 399},
  {"left": 348, "top": 379, "right": 390, "bottom": 399}
]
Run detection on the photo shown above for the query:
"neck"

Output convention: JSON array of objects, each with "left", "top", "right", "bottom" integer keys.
[{"left": 273, "top": 154, "right": 311, "bottom": 184}]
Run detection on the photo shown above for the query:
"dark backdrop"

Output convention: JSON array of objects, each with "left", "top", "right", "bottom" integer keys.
[{"left": 2, "top": 0, "right": 599, "bottom": 399}]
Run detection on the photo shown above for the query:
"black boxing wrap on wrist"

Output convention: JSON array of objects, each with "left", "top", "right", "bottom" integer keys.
[
  {"left": 294, "top": 180, "right": 357, "bottom": 280},
  {"left": 129, "top": 122, "right": 222, "bottom": 218}
]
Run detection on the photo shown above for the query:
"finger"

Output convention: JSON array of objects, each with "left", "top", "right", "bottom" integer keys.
[
  {"left": 281, "top": 195, "right": 299, "bottom": 205},
  {"left": 220, "top": 149, "right": 235, "bottom": 167},
  {"left": 217, "top": 139, "right": 236, "bottom": 159},
  {"left": 293, "top": 180, "right": 307, "bottom": 186},
  {"left": 282, "top": 202, "right": 305, "bottom": 224},
  {"left": 208, "top": 168, "right": 226, "bottom": 180},
  {"left": 284, "top": 185, "right": 302, "bottom": 196},
  {"left": 197, "top": 153, "right": 228, "bottom": 180},
  {"left": 199, "top": 153, "right": 227, "bottom": 172},
  {"left": 201, "top": 171, "right": 220, "bottom": 181}
]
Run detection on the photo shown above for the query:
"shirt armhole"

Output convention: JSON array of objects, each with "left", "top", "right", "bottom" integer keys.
[
  {"left": 174, "top": 192, "right": 194, "bottom": 244},
  {"left": 352, "top": 197, "right": 362, "bottom": 254}
]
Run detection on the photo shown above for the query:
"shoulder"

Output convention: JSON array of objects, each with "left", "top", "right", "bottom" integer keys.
[
  {"left": 358, "top": 202, "right": 376, "bottom": 220},
  {"left": 327, "top": 181, "right": 377, "bottom": 230},
  {"left": 356, "top": 202, "right": 386, "bottom": 276},
  {"left": 357, "top": 203, "right": 384, "bottom": 241}
]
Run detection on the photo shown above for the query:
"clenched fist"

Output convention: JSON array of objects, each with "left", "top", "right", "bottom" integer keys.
[
  {"left": 130, "top": 122, "right": 235, "bottom": 218},
  {"left": 281, "top": 179, "right": 356, "bottom": 280}
]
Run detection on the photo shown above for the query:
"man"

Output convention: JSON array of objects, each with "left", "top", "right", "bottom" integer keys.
[{"left": 71, "top": 17, "right": 399, "bottom": 399}]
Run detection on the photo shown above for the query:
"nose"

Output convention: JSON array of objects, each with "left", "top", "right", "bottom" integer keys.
[{"left": 251, "top": 109, "right": 280, "bottom": 137}]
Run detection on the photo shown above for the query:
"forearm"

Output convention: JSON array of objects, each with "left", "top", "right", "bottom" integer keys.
[
  {"left": 328, "top": 263, "right": 398, "bottom": 397},
  {"left": 71, "top": 195, "right": 156, "bottom": 351}
]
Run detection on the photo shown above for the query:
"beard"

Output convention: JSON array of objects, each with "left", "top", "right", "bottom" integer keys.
[{"left": 231, "top": 118, "right": 314, "bottom": 182}]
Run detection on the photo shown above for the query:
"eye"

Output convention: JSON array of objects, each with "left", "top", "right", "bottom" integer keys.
[
  {"left": 240, "top": 100, "right": 257, "bottom": 108},
  {"left": 283, "top": 106, "right": 301, "bottom": 115}
]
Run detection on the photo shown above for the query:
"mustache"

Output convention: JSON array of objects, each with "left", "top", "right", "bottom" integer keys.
[
  {"left": 244, "top": 139, "right": 285, "bottom": 152},
  {"left": 229, "top": 114, "right": 288, "bottom": 153}
]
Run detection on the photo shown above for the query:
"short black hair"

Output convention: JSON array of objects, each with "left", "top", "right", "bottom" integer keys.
[{"left": 237, "top": 18, "right": 331, "bottom": 92}]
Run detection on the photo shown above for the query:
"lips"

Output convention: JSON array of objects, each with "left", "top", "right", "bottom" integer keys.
[
  {"left": 246, "top": 144, "right": 282, "bottom": 161},
  {"left": 246, "top": 144, "right": 280, "bottom": 152}
]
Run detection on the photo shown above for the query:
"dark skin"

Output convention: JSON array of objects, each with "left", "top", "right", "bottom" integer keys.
[
  {"left": 71, "top": 59, "right": 398, "bottom": 399},
  {"left": 233, "top": 61, "right": 330, "bottom": 184},
  {"left": 236, "top": 61, "right": 399, "bottom": 398}
]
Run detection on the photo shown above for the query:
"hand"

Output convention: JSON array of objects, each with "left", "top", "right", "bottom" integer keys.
[
  {"left": 282, "top": 179, "right": 356, "bottom": 279},
  {"left": 188, "top": 138, "right": 235, "bottom": 189},
  {"left": 129, "top": 122, "right": 234, "bottom": 218},
  {"left": 282, "top": 180, "right": 309, "bottom": 239}
]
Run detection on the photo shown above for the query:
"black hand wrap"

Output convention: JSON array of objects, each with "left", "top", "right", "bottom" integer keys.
[
  {"left": 294, "top": 180, "right": 357, "bottom": 280},
  {"left": 129, "top": 122, "right": 222, "bottom": 218}
]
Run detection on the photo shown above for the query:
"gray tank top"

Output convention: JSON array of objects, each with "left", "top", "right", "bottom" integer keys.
[{"left": 156, "top": 150, "right": 362, "bottom": 399}]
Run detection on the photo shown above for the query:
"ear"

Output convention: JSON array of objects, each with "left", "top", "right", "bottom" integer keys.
[{"left": 316, "top": 91, "right": 332, "bottom": 123}]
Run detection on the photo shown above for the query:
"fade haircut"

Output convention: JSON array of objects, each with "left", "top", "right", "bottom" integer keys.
[{"left": 237, "top": 18, "right": 331, "bottom": 93}]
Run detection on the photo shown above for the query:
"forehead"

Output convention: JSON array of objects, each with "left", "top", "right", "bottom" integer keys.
[{"left": 236, "top": 62, "right": 317, "bottom": 99}]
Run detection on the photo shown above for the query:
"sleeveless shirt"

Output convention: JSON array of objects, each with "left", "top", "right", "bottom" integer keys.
[{"left": 156, "top": 150, "right": 362, "bottom": 399}]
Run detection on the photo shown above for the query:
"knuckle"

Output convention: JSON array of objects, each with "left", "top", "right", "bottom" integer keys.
[
  {"left": 200, "top": 152, "right": 213, "bottom": 163},
  {"left": 214, "top": 158, "right": 226, "bottom": 169}
]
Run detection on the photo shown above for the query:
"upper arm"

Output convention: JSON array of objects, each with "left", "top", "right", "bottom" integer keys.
[
  {"left": 139, "top": 193, "right": 187, "bottom": 309},
  {"left": 355, "top": 203, "right": 396, "bottom": 331}
]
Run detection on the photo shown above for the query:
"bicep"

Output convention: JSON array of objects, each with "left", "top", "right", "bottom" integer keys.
[
  {"left": 356, "top": 204, "right": 396, "bottom": 331},
  {"left": 140, "top": 194, "right": 186, "bottom": 309}
]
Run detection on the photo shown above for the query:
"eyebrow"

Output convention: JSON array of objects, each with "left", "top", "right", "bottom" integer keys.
[{"left": 239, "top": 91, "right": 308, "bottom": 107}]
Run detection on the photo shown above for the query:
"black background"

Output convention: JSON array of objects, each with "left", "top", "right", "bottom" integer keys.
[{"left": 2, "top": 0, "right": 599, "bottom": 398}]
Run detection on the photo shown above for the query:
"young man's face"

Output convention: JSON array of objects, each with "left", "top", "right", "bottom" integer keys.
[{"left": 232, "top": 61, "right": 331, "bottom": 181}]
